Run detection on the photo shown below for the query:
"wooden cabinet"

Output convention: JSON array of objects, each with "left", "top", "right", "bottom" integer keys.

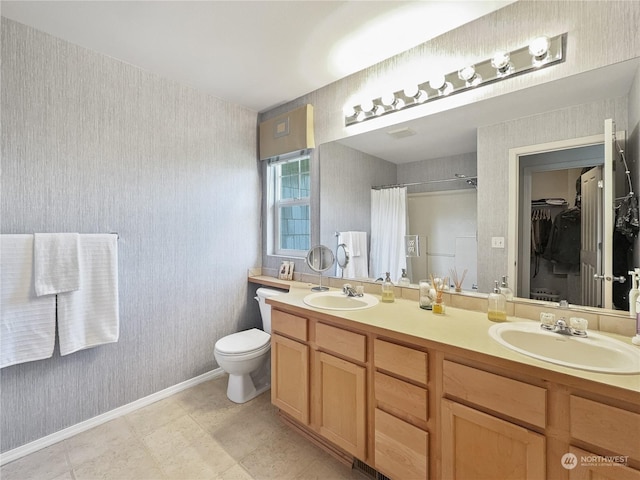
[
  {"left": 375, "top": 408, "right": 428, "bottom": 480},
  {"left": 270, "top": 310, "right": 310, "bottom": 424},
  {"left": 441, "top": 399, "right": 546, "bottom": 479},
  {"left": 271, "top": 333, "right": 309, "bottom": 424},
  {"left": 373, "top": 339, "right": 429, "bottom": 479},
  {"left": 315, "top": 351, "right": 367, "bottom": 458}
]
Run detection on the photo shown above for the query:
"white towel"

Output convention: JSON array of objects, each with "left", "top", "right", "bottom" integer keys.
[
  {"left": 57, "top": 234, "right": 119, "bottom": 356},
  {"left": 337, "top": 231, "right": 369, "bottom": 279},
  {"left": 1, "top": 235, "right": 56, "bottom": 368},
  {"left": 34, "top": 233, "right": 80, "bottom": 296}
]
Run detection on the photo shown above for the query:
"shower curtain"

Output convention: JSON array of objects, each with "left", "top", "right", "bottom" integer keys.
[{"left": 370, "top": 187, "right": 407, "bottom": 283}]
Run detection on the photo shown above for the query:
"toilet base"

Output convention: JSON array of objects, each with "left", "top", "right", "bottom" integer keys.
[{"left": 226, "top": 373, "right": 270, "bottom": 404}]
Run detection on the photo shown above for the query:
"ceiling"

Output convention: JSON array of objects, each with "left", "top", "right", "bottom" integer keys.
[{"left": 1, "top": 0, "right": 514, "bottom": 113}]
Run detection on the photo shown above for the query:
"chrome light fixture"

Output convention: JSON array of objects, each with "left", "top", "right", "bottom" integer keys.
[{"left": 344, "top": 33, "right": 566, "bottom": 126}]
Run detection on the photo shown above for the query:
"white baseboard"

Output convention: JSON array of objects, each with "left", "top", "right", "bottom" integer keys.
[{"left": 0, "top": 368, "right": 224, "bottom": 466}]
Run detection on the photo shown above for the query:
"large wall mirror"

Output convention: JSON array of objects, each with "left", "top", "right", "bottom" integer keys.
[{"left": 319, "top": 57, "right": 640, "bottom": 314}]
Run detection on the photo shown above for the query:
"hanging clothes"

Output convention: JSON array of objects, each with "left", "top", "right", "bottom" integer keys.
[
  {"left": 615, "top": 194, "right": 639, "bottom": 241},
  {"left": 531, "top": 208, "right": 552, "bottom": 277},
  {"left": 542, "top": 207, "right": 581, "bottom": 266}
]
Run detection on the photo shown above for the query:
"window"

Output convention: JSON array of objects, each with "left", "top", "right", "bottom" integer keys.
[{"left": 269, "top": 152, "right": 311, "bottom": 256}]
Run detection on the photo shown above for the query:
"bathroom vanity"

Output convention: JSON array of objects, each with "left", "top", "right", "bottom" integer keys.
[{"left": 258, "top": 279, "right": 640, "bottom": 480}]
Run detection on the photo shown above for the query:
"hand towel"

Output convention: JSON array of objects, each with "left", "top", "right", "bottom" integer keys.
[
  {"left": 57, "top": 234, "right": 119, "bottom": 356},
  {"left": 337, "top": 231, "right": 369, "bottom": 279},
  {"left": 1, "top": 235, "right": 56, "bottom": 368},
  {"left": 34, "top": 233, "right": 80, "bottom": 296}
]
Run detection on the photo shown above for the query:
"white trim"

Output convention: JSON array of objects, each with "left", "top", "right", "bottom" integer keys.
[{"left": 0, "top": 368, "right": 224, "bottom": 466}]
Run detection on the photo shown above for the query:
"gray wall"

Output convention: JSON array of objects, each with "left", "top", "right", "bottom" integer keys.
[
  {"left": 397, "top": 152, "right": 477, "bottom": 194},
  {"left": 1, "top": 18, "right": 260, "bottom": 452},
  {"left": 319, "top": 142, "right": 396, "bottom": 253}
]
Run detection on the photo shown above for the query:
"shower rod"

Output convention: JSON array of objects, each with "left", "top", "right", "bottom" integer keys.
[{"left": 372, "top": 175, "right": 477, "bottom": 190}]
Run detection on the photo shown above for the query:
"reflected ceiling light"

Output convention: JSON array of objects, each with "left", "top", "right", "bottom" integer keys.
[
  {"left": 428, "top": 73, "right": 453, "bottom": 96},
  {"left": 491, "top": 50, "right": 512, "bottom": 76},
  {"left": 457, "top": 65, "right": 482, "bottom": 87},
  {"left": 344, "top": 33, "right": 567, "bottom": 126},
  {"left": 529, "top": 36, "right": 551, "bottom": 65}
]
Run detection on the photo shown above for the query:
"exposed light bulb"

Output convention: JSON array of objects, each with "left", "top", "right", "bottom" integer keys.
[
  {"left": 361, "top": 99, "right": 375, "bottom": 113},
  {"left": 355, "top": 110, "right": 366, "bottom": 122},
  {"left": 343, "top": 105, "right": 356, "bottom": 118},
  {"left": 381, "top": 93, "right": 396, "bottom": 106},
  {"left": 457, "top": 65, "right": 482, "bottom": 87},
  {"left": 393, "top": 98, "right": 406, "bottom": 110},
  {"left": 491, "top": 51, "right": 512, "bottom": 76},
  {"left": 373, "top": 104, "right": 386, "bottom": 116},
  {"left": 428, "top": 74, "right": 453, "bottom": 96},
  {"left": 403, "top": 85, "right": 428, "bottom": 103},
  {"left": 529, "top": 36, "right": 550, "bottom": 65}
]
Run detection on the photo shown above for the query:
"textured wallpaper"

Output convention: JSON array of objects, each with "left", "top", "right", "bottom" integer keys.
[{"left": 1, "top": 18, "right": 260, "bottom": 452}]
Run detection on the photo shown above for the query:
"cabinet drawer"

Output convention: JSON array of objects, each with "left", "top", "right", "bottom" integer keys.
[
  {"left": 443, "top": 361, "right": 546, "bottom": 428},
  {"left": 271, "top": 310, "right": 308, "bottom": 341},
  {"left": 374, "top": 339, "right": 428, "bottom": 385},
  {"left": 315, "top": 322, "right": 366, "bottom": 363},
  {"left": 375, "top": 372, "right": 428, "bottom": 422},
  {"left": 570, "top": 396, "right": 640, "bottom": 460},
  {"left": 375, "top": 408, "right": 429, "bottom": 480}
]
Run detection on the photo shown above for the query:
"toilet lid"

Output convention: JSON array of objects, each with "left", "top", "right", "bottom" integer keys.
[{"left": 215, "top": 328, "right": 270, "bottom": 355}]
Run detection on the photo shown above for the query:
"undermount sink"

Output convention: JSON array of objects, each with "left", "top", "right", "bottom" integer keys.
[
  {"left": 303, "top": 291, "right": 379, "bottom": 311},
  {"left": 489, "top": 321, "right": 640, "bottom": 374}
]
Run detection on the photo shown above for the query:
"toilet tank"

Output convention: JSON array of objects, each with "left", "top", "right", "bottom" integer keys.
[{"left": 255, "top": 287, "right": 285, "bottom": 334}]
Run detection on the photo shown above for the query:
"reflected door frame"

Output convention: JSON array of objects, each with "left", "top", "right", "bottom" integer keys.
[{"left": 507, "top": 124, "right": 624, "bottom": 307}]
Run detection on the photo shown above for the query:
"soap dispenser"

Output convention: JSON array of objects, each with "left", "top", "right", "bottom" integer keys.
[
  {"left": 488, "top": 281, "right": 507, "bottom": 322},
  {"left": 500, "top": 275, "right": 514, "bottom": 301},
  {"left": 381, "top": 272, "right": 395, "bottom": 303},
  {"left": 399, "top": 268, "right": 411, "bottom": 286}
]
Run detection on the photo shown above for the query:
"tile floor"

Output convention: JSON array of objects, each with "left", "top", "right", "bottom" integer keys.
[{"left": 1, "top": 374, "right": 368, "bottom": 480}]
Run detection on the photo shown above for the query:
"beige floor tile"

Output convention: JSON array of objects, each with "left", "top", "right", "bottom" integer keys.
[
  {"left": 0, "top": 441, "right": 70, "bottom": 480},
  {"left": 65, "top": 416, "right": 136, "bottom": 467},
  {"left": 239, "top": 430, "right": 326, "bottom": 480},
  {"left": 73, "top": 437, "right": 165, "bottom": 480},
  {"left": 173, "top": 376, "right": 229, "bottom": 413},
  {"left": 143, "top": 414, "right": 212, "bottom": 462},
  {"left": 125, "top": 396, "right": 187, "bottom": 438},
  {"left": 216, "top": 463, "right": 255, "bottom": 480},
  {"left": 159, "top": 437, "right": 237, "bottom": 479}
]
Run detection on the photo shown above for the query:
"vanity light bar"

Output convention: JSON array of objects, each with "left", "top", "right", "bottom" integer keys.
[{"left": 344, "top": 33, "right": 566, "bottom": 126}]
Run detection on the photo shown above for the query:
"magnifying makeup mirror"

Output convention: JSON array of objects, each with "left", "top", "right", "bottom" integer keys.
[{"left": 306, "top": 245, "right": 335, "bottom": 291}]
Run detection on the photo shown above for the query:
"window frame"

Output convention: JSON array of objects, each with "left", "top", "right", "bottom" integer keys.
[{"left": 269, "top": 151, "right": 312, "bottom": 257}]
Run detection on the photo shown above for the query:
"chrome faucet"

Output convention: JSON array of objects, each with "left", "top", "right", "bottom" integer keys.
[
  {"left": 540, "top": 315, "right": 588, "bottom": 337},
  {"left": 342, "top": 284, "right": 363, "bottom": 297}
]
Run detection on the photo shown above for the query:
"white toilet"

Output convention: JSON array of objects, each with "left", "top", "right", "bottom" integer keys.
[{"left": 214, "top": 287, "right": 283, "bottom": 403}]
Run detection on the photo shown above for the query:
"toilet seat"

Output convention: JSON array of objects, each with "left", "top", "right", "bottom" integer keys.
[{"left": 215, "top": 328, "right": 270, "bottom": 356}]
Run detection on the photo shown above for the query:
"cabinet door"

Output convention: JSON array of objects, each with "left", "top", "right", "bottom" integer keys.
[
  {"left": 375, "top": 408, "right": 428, "bottom": 479},
  {"left": 316, "top": 351, "right": 367, "bottom": 459},
  {"left": 441, "top": 400, "right": 545, "bottom": 480},
  {"left": 271, "top": 333, "right": 309, "bottom": 424}
]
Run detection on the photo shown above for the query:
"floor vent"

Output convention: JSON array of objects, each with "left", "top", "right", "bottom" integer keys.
[{"left": 352, "top": 459, "right": 391, "bottom": 480}]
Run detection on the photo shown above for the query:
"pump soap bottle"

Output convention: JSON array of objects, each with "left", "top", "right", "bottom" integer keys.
[
  {"left": 381, "top": 272, "right": 395, "bottom": 303},
  {"left": 488, "top": 281, "right": 507, "bottom": 322},
  {"left": 500, "top": 275, "right": 514, "bottom": 301}
]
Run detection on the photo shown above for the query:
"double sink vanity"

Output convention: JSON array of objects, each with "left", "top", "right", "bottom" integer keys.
[{"left": 249, "top": 275, "right": 640, "bottom": 480}]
